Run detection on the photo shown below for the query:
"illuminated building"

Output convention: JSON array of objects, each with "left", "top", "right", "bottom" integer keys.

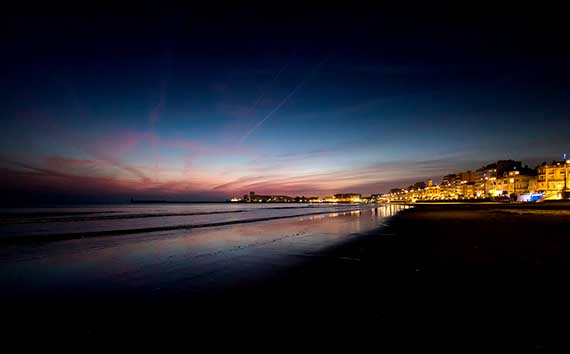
[
  {"left": 493, "top": 169, "right": 537, "bottom": 197},
  {"left": 459, "top": 171, "right": 477, "bottom": 183},
  {"left": 371, "top": 194, "right": 384, "bottom": 202},
  {"left": 234, "top": 191, "right": 313, "bottom": 203},
  {"left": 537, "top": 160, "right": 570, "bottom": 199},
  {"left": 251, "top": 194, "right": 295, "bottom": 202},
  {"left": 232, "top": 158, "right": 564, "bottom": 204},
  {"left": 382, "top": 159, "right": 542, "bottom": 202},
  {"left": 333, "top": 193, "right": 362, "bottom": 203},
  {"left": 478, "top": 160, "right": 522, "bottom": 179},
  {"left": 478, "top": 160, "right": 539, "bottom": 199},
  {"left": 320, "top": 193, "right": 362, "bottom": 203}
]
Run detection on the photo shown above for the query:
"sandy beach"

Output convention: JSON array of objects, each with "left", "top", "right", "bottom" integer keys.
[
  {"left": 3, "top": 204, "right": 570, "bottom": 349},
  {"left": 269, "top": 203, "right": 570, "bottom": 349},
  {"left": 195, "top": 203, "right": 570, "bottom": 349}
]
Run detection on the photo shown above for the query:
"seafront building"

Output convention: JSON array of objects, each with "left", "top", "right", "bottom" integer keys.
[
  {"left": 240, "top": 191, "right": 296, "bottom": 203},
  {"left": 537, "top": 160, "right": 570, "bottom": 199},
  {"left": 492, "top": 169, "right": 538, "bottom": 197},
  {"left": 382, "top": 158, "right": 569, "bottom": 202},
  {"left": 231, "top": 192, "right": 364, "bottom": 203},
  {"left": 326, "top": 193, "right": 362, "bottom": 203}
]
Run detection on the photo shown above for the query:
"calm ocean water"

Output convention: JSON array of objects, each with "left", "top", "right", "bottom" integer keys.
[
  {"left": 0, "top": 203, "right": 409, "bottom": 300},
  {"left": 2, "top": 203, "right": 381, "bottom": 240}
]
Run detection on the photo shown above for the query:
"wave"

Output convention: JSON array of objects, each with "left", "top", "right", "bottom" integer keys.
[
  {"left": 0, "top": 204, "right": 358, "bottom": 225},
  {"left": 0, "top": 211, "right": 121, "bottom": 220},
  {"left": 0, "top": 207, "right": 367, "bottom": 244},
  {"left": 0, "top": 210, "right": 248, "bottom": 225}
]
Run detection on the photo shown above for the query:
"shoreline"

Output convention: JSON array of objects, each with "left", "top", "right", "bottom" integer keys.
[
  {"left": 0, "top": 205, "right": 371, "bottom": 244},
  {"left": 3, "top": 204, "right": 570, "bottom": 348},
  {"left": 194, "top": 203, "right": 569, "bottom": 348}
]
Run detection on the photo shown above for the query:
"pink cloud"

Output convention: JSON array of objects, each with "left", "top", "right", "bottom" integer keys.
[{"left": 90, "top": 131, "right": 157, "bottom": 157}]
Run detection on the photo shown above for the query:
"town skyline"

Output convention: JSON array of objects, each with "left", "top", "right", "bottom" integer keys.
[{"left": 228, "top": 156, "right": 569, "bottom": 203}]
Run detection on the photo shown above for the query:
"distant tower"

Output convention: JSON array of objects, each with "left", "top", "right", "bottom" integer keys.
[
  {"left": 427, "top": 179, "right": 433, "bottom": 187},
  {"left": 250, "top": 191, "right": 255, "bottom": 201}
]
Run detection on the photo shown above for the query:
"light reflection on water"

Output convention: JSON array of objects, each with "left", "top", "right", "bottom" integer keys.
[
  {"left": 0, "top": 204, "right": 409, "bottom": 299},
  {"left": 0, "top": 203, "right": 372, "bottom": 239}
]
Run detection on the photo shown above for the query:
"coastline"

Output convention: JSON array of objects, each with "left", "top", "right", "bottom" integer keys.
[
  {"left": 190, "top": 203, "right": 570, "bottom": 348},
  {"left": 3, "top": 204, "right": 570, "bottom": 349},
  {"left": 0, "top": 203, "right": 368, "bottom": 244},
  {"left": 272, "top": 203, "right": 570, "bottom": 348}
]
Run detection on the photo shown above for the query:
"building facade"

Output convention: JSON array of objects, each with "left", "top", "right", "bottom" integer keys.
[
  {"left": 381, "top": 159, "right": 544, "bottom": 202},
  {"left": 537, "top": 160, "right": 570, "bottom": 199}
]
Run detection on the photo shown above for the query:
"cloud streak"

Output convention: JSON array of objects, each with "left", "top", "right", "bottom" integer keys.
[
  {"left": 213, "top": 158, "right": 485, "bottom": 196},
  {"left": 0, "top": 146, "right": 494, "bottom": 203},
  {"left": 239, "top": 57, "right": 328, "bottom": 144}
]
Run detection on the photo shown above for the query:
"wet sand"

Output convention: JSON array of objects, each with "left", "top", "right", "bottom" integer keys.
[
  {"left": 1, "top": 205, "right": 404, "bottom": 344},
  {"left": 204, "top": 204, "right": 570, "bottom": 349},
  {"left": 269, "top": 204, "right": 570, "bottom": 349},
  {"left": 4, "top": 204, "right": 570, "bottom": 349}
]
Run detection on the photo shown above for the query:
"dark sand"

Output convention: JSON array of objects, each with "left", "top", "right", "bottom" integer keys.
[{"left": 5, "top": 204, "right": 570, "bottom": 349}]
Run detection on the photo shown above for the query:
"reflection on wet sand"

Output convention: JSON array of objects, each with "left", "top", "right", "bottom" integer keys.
[{"left": 0, "top": 204, "right": 409, "bottom": 300}]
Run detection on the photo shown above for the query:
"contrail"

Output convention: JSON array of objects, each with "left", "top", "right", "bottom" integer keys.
[
  {"left": 245, "top": 60, "right": 291, "bottom": 117},
  {"left": 239, "top": 57, "right": 328, "bottom": 144}
]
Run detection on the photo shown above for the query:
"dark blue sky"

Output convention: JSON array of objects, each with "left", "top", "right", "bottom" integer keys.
[{"left": 1, "top": 4, "right": 569, "bottom": 203}]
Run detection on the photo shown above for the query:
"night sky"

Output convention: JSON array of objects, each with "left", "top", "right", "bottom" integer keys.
[{"left": 1, "top": 4, "right": 569, "bottom": 203}]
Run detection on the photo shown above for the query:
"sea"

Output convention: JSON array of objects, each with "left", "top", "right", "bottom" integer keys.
[{"left": 0, "top": 203, "right": 408, "bottom": 300}]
